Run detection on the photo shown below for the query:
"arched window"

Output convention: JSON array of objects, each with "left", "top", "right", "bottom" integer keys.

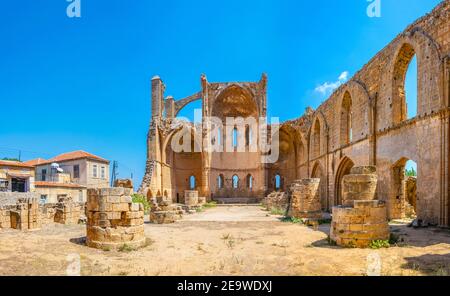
[
  {"left": 246, "top": 174, "right": 253, "bottom": 189},
  {"left": 232, "top": 175, "right": 239, "bottom": 189},
  {"left": 217, "top": 127, "right": 222, "bottom": 146},
  {"left": 312, "top": 120, "right": 321, "bottom": 158},
  {"left": 275, "top": 174, "right": 281, "bottom": 190},
  {"left": 217, "top": 174, "right": 224, "bottom": 189},
  {"left": 232, "top": 127, "right": 238, "bottom": 148},
  {"left": 189, "top": 175, "right": 196, "bottom": 190},
  {"left": 393, "top": 43, "right": 418, "bottom": 124},
  {"left": 245, "top": 126, "right": 252, "bottom": 147},
  {"left": 340, "top": 91, "right": 353, "bottom": 145}
]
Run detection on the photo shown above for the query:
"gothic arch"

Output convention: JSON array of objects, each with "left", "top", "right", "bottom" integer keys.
[
  {"left": 334, "top": 156, "right": 355, "bottom": 206},
  {"left": 389, "top": 30, "right": 443, "bottom": 125}
]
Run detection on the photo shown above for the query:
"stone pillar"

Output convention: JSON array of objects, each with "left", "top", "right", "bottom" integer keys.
[
  {"left": 330, "top": 166, "right": 390, "bottom": 248},
  {"left": 54, "top": 196, "right": 82, "bottom": 225},
  {"left": 86, "top": 188, "right": 145, "bottom": 250},
  {"left": 184, "top": 190, "right": 199, "bottom": 206},
  {"left": 330, "top": 200, "right": 389, "bottom": 248},
  {"left": 342, "top": 166, "right": 377, "bottom": 206},
  {"left": 10, "top": 197, "right": 41, "bottom": 230},
  {"left": 288, "top": 179, "right": 322, "bottom": 219}
]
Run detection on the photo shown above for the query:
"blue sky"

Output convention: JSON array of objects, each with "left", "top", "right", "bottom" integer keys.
[{"left": 0, "top": 0, "right": 438, "bottom": 183}]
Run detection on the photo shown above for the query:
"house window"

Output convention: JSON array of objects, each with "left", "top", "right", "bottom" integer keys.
[
  {"left": 78, "top": 190, "right": 83, "bottom": 202},
  {"left": 101, "top": 166, "right": 106, "bottom": 179},
  {"left": 40, "top": 195, "right": 47, "bottom": 205},
  {"left": 93, "top": 165, "right": 98, "bottom": 178},
  {"left": 73, "top": 165, "right": 80, "bottom": 178},
  {"left": 41, "top": 169, "right": 47, "bottom": 181},
  {"left": 0, "top": 179, "right": 8, "bottom": 192}
]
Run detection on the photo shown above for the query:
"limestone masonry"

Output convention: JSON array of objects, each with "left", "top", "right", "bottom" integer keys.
[
  {"left": 140, "top": 1, "right": 450, "bottom": 227},
  {"left": 86, "top": 188, "right": 146, "bottom": 250}
]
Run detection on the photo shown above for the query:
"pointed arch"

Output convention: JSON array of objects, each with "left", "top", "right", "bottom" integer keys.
[{"left": 334, "top": 156, "right": 355, "bottom": 206}]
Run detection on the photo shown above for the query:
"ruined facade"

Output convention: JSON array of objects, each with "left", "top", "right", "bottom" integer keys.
[{"left": 141, "top": 1, "right": 450, "bottom": 226}]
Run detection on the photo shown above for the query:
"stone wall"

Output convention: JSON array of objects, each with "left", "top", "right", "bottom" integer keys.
[
  {"left": 54, "top": 196, "right": 83, "bottom": 225},
  {"left": 262, "top": 192, "right": 289, "bottom": 213},
  {"left": 10, "top": 197, "right": 41, "bottom": 231},
  {"left": 288, "top": 179, "right": 322, "bottom": 219},
  {"left": 330, "top": 200, "right": 389, "bottom": 248},
  {"left": 149, "top": 198, "right": 183, "bottom": 224},
  {"left": 86, "top": 188, "right": 145, "bottom": 250}
]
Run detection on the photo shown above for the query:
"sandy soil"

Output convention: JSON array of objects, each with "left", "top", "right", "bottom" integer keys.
[{"left": 0, "top": 205, "right": 449, "bottom": 276}]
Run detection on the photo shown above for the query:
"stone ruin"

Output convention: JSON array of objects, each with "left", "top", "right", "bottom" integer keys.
[
  {"left": 149, "top": 197, "right": 184, "bottom": 224},
  {"left": 114, "top": 178, "right": 134, "bottom": 190},
  {"left": 288, "top": 179, "right": 322, "bottom": 220},
  {"left": 86, "top": 188, "right": 146, "bottom": 250},
  {"left": 262, "top": 192, "right": 289, "bottom": 213},
  {"left": 330, "top": 166, "right": 390, "bottom": 248},
  {"left": 54, "top": 196, "right": 83, "bottom": 225},
  {"left": 0, "top": 192, "right": 86, "bottom": 231},
  {"left": 10, "top": 196, "right": 41, "bottom": 230}
]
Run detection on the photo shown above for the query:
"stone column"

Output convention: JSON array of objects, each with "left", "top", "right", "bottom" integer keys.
[
  {"left": 341, "top": 166, "right": 377, "bottom": 207},
  {"left": 86, "top": 188, "right": 145, "bottom": 250},
  {"left": 288, "top": 178, "right": 322, "bottom": 219}
]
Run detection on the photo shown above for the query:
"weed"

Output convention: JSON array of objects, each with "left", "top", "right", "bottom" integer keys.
[
  {"left": 269, "top": 207, "right": 285, "bottom": 216},
  {"left": 369, "top": 240, "right": 390, "bottom": 249},
  {"left": 118, "top": 244, "right": 134, "bottom": 252}
]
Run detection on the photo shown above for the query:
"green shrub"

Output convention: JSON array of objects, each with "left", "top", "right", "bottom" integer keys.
[
  {"left": 118, "top": 244, "right": 134, "bottom": 252},
  {"left": 131, "top": 194, "right": 150, "bottom": 214},
  {"left": 280, "top": 216, "right": 302, "bottom": 224},
  {"left": 369, "top": 240, "right": 390, "bottom": 249},
  {"left": 269, "top": 207, "right": 285, "bottom": 215},
  {"left": 203, "top": 201, "right": 217, "bottom": 209}
]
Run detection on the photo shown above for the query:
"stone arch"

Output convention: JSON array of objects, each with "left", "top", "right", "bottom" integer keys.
[
  {"left": 390, "top": 31, "right": 443, "bottom": 125},
  {"left": 311, "top": 161, "right": 327, "bottom": 210},
  {"left": 309, "top": 118, "right": 321, "bottom": 159},
  {"left": 246, "top": 174, "right": 253, "bottom": 189},
  {"left": 217, "top": 174, "right": 224, "bottom": 189},
  {"left": 340, "top": 91, "right": 353, "bottom": 146},
  {"left": 146, "top": 189, "right": 153, "bottom": 201},
  {"left": 309, "top": 111, "right": 328, "bottom": 161},
  {"left": 212, "top": 84, "right": 259, "bottom": 118},
  {"left": 334, "top": 156, "right": 355, "bottom": 206},
  {"left": 232, "top": 175, "right": 239, "bottom": 189},
  {"left": 174, "top": 92, "right": 202, "bottom": 117},
  {"left": 336, "top": 81, "right": 371, "bottom": 146}
]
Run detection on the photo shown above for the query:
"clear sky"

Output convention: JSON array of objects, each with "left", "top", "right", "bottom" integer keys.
[{"left": 0, "top": 0, "right": 439, "bottom": 184}]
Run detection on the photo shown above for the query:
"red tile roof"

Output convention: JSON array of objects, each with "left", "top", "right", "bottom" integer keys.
[
  {"left": 23, "top": 158, "right": 47, "bottom": 166},
  {"left": 25, "top": 150, "right": 109, "bottom": 166},
  {"left": 0, "top": 160, "right": 35, "bottom": 169},
  {"left": 35, "top": 181, "right": 86, "bottom": 189}
]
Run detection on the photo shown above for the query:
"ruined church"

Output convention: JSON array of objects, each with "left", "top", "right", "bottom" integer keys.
[{"left": 140, "top": 1, "right": 450, "bottom": 227}]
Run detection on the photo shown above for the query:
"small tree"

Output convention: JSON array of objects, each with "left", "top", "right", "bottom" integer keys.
[
  {"left": 2, "top": 157, "right": 20, "bottom": 162},
  {"left": 405, "top": 167, "right": 417, "bottom": 177}
]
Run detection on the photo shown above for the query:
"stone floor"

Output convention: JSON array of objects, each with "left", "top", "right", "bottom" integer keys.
[{"left": 0, "top": 205, "right": 449, "bottom": 276}]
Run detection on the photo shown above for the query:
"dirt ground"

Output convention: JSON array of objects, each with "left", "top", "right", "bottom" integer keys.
[{"left": 0, "top": 205, "right": 449, "bottom": 276}]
